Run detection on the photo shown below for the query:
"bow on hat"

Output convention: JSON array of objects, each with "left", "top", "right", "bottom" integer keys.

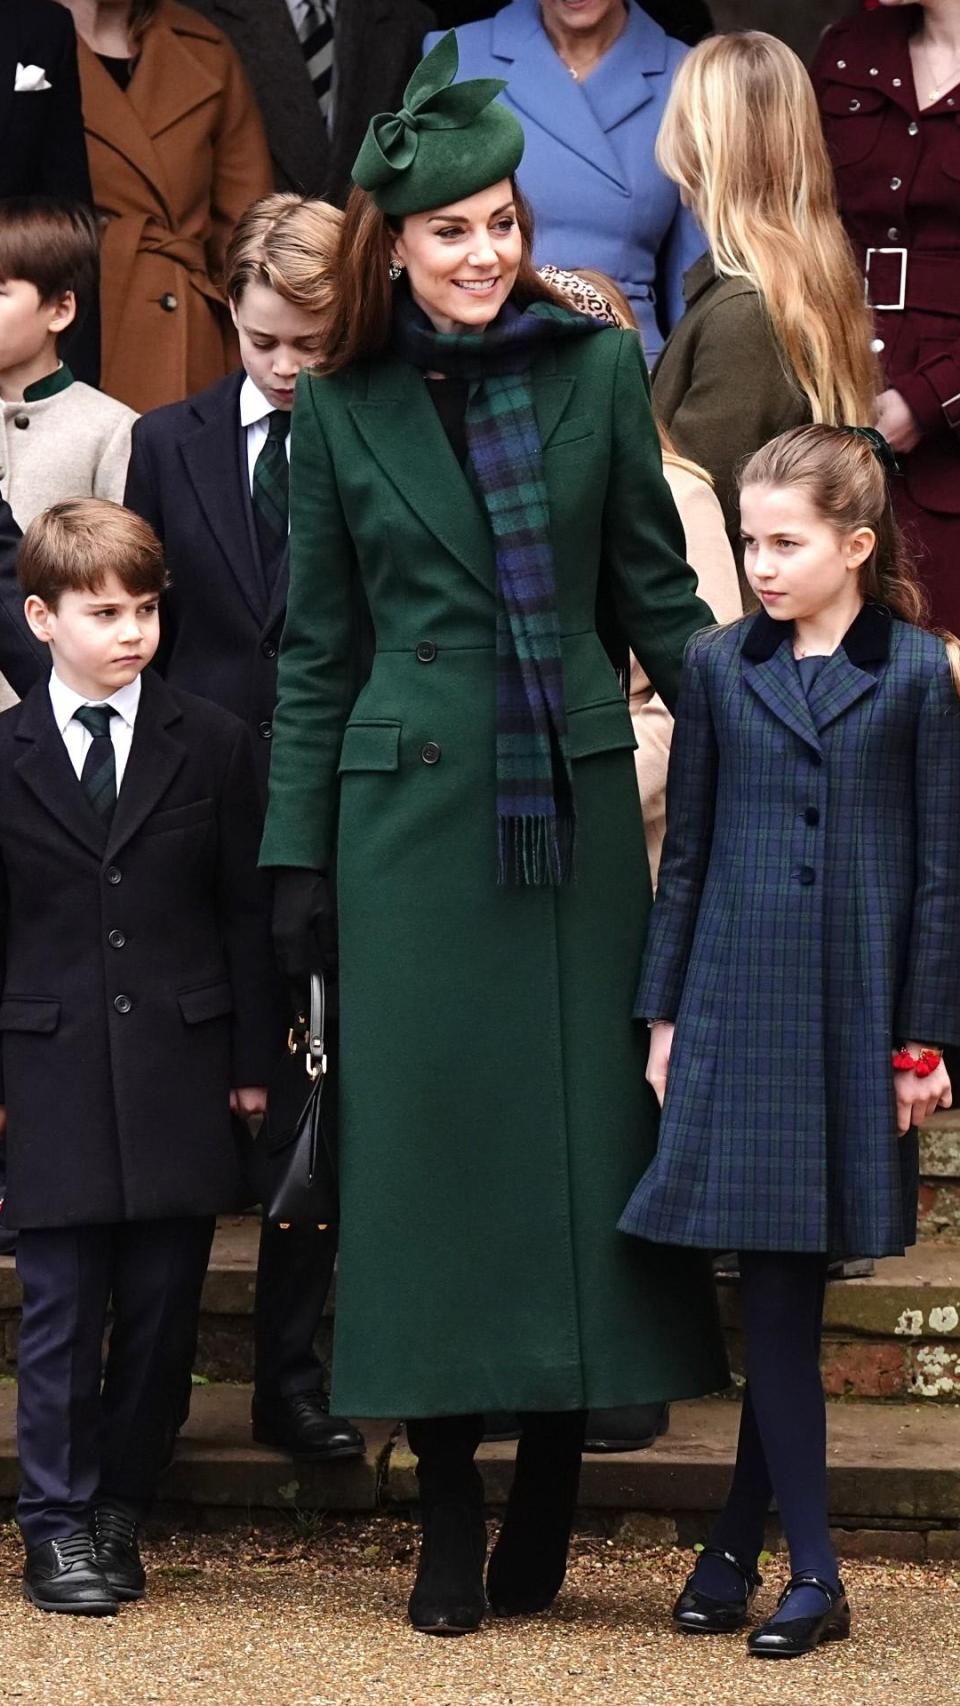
[{"left": 353, "top": 31, "right": 507, "bottom": 191}]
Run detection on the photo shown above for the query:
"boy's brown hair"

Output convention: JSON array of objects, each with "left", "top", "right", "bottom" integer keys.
[
  {"left": 0, "top": 197, "right": 101, "bottom": 330},
  {"left": 224, "top": 192, "right": 342, "bottom": 317},
  {"left": 18, "top": 500, "right": 169, "bottom": 609}
]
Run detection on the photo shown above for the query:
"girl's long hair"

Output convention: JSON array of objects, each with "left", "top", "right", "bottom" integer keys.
[
  {"left": 657, "top": 31, "right": 878, "bottom": 427},
  {"left": 741, "top": 426, "right": 960, "bottom": 696},
  {"left": 320, "top": 180, "right": 565, "bottom": 374},
  {"left": 129, "top": 0, "right": 160, "bottom": 45}
]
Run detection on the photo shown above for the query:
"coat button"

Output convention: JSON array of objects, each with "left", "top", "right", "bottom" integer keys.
[
  {"left": 798, "top": 866, "right": 816, "bottom": 886},
  {"left": 258, "top": 720, "right": 273, "bottom": 739},
  {"left": 804, "top": 806, "right": 820, "bottom": 827},
  {"left": 871, "top": 337, "right": 885, "bottom": 353},
  {"left": 159, "top": 292, "right": 178, "bottom": 311},
  {"left": 107, "top": 929, "right": 126, "bottom": 949},
  {"left": 420, "top": 741, "right": 441, "bottom": 765},
  {"left": 416, "top": 641, "right": 437, "bottom": 663},
  {"left": 869, "top": 66, "right": 878, "bottom": 76},
  {"left": 908, "top": 121, "right": 919, "bottom": 136},
  {"left": 106, "top": 865, "right": 122, "bottom": 884},
  {"left": 849, "top": 98, "right": 861, "bottom": 111},
  {"left": 836, "top": 59, "right": 846, "bottom": 69},
  {"left": 890, "top": 176, "right": 902, "bottom": 191},
  {"left": 13, "top": 413, "right": 29, "bottom": 430},
  {"left": 887, "top": 227, "right": 900, "bottom": 241},
  {"left": 893, "top": 77, "right": 902, "bottom": 88},
  {"left": 261, "top": 640, "right": 277, "bottom": 659},
  {"left": 113, "top": 993, "right": 132, "bottom": 1014}
]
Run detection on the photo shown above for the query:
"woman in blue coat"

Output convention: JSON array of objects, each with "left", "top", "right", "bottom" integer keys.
[
  {"left": 621, "top": 425, "right": 960, "bottom": 1658},
  {"left": 426, "top": 0, "right": 703, "bottom": 364}
]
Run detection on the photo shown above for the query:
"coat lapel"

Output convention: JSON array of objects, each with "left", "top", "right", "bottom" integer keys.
[
  {"left": 78, "top": 41, "right": 173, "bottom": 222},
  {"left": 105, "top": 673, "right": 186, "bottom": 861},
  {"left": 489, "top": 0, "right": 628, "bottom": 192},
  {"left": 129, "top": 10, "right": 223, "bottom": 146},
  {"left": 741, "top": 603, "right": 892, "bottom": 752},
  {"left": 13, "top": 683, "right": 108, "bottom": 860},
  {"left": 202, "top": 0, "right": 331, "bottom": 192},
  {"left": 181, "top": 377, "right": 267, "bottom": 624},
  {"left": 742, "top": 639, "right": 823, "bottom": 759},
  {"left": 806, "top": 603, "right": 891, "bottom": 732}
]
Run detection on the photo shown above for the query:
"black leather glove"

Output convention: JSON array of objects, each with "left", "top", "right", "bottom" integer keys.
[{"left": 271, "top": 868, "right": 338, "bottom": 989}]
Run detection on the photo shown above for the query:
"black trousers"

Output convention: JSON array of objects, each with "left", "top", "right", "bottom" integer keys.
[
  {"left": 16, "top": 1216, "right": 214, "bottom": 1550},
  {"left": 253, "top": 1220, "right": 337, "bottom": 1399}
]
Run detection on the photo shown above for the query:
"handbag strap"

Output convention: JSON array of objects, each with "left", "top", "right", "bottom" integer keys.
[{"left": 306, "top": 971, "right": 327, "bottom": 1080}]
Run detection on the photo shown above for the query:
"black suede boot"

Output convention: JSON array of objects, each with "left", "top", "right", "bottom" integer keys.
[
  {"left": 486, "top": 1410, "right": 586, "bottom": 1617},
  {"left": 406, "top": 1414, "right": 487, "bottom": 1637}
]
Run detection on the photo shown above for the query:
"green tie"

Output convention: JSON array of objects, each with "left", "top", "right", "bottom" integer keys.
[
  {"left": 74, "top": 704, "right": 117, "bottom": 822},
  {"left": 252, "top": 410, "right": 291, "bottom": 563}
]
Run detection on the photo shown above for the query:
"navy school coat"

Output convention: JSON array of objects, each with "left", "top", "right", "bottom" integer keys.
[
  {"left": 619, "top": 604, "right": 960, "bottom": 1259},
  {"left": 0, "top": 671, "right": 281, "bottom": 1229}
]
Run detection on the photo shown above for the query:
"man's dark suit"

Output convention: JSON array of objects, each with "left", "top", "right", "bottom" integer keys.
[
  {"left": 0, "top": 1, "right": 100, "bottom": 384},
  {"left": 185, "top": 0, "right": 435, "bottom": 204},
  {"left": 124, "top": 377, "right": 338, "bottom": 1414}
]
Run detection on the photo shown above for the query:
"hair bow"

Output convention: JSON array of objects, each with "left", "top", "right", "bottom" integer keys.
[
  {"left": 845, "top": 424, "right": 901, "bottom": 475},
  {"left": 353, "top": 31, "right": 507, "bottom": 190}
]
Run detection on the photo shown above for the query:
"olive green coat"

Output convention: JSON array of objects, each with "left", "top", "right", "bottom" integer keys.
[{"left": 260, "top": 325, "right": 729, "bottom": 1418}]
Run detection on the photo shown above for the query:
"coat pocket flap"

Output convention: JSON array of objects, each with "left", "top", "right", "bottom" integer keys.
[
  {"left": 178, "top": 982, "right": 233, "bottom": 1024},
  {"left": 337, "top": 721, "right": 401, "bottom": 774},
  {"left": 567, "top": 699, "right": 638, "bottom": 760},
  {"left": 0, "top": 996, "right": 60, "bottom": 1033},
  {"left": 819, "top": 85, "right": 885, "bottom": 118}
]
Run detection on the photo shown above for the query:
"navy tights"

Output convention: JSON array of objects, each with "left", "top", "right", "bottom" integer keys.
[{"left": 694, "top": 1251, "right": 837, "bottom": 1622}]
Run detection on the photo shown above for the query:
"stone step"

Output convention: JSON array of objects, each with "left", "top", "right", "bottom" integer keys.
[
  {"left": 719, "top": 1246, "right": 960, "bottom": 1401},
  {"left": 919, "top": 1111, "right": 960, "bottom": 1241},
  {"left": 0, "top": 1386, "right": 955, "bottom": 1549}
]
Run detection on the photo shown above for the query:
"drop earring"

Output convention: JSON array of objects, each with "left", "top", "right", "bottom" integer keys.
[{"left": 389, "top": 260, "right": 404, "bottom": 282}]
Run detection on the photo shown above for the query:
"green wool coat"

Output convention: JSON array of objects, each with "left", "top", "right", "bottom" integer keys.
[{"left": 260, "top": 323, "right": 730, "bottom": 1418}]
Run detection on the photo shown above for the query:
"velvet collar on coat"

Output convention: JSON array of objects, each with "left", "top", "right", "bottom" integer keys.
[{"left": 741, "top": 600, "right": 893, "bottom": 667}]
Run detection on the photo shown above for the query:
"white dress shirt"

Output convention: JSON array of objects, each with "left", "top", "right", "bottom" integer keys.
[
  {"left": 48, "top": 671, "right": 142, "bottom": 791},
  {"left": 240, "top": 374, "right": 293, "bottom": 499}
]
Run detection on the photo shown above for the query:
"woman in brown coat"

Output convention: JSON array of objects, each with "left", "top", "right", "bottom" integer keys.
[{"left": 57, "top": 0, "right": 272, "bottom": 412}]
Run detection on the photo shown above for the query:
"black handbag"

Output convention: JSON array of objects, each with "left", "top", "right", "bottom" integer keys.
[{"left": 247, "top": 973, "right": 339, "bottom": 1227}]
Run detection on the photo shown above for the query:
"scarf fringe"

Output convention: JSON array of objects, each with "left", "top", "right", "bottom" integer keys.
[{"left": 498, "top": 813, "right": 576, "bottom": 887}]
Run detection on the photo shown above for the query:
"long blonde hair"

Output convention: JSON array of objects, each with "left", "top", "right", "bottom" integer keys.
[
  {"left": 657, "top": 32, "right": 878, "bottom": 427},
  {"left": 741, "top": 426, "right": 960, "bottom": 696}
]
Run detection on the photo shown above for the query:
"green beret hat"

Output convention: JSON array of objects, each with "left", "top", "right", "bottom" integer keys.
[{"left": 352, "top": 31, "right": 525, "bottom": 218}]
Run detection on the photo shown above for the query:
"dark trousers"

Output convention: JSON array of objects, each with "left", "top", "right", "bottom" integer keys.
[
  {"left": 253, "top": 1219, "right": 337, "bottom": 1399},
  {"left": 16, "top": 1216, "right": 215, "bottom": 1550}
]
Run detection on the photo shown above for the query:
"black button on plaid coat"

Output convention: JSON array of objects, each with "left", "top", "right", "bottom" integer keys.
[{"left": 621, "top": 604, "right": 960, "bottom": 1259}]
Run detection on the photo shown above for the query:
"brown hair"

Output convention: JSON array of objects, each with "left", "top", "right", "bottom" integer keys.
[
  {"left": 129, "top": 0, "right": 160, "bottom": 45},
  {"left": 224, "top": 193, "right": 343, "bottom": 315},
  {"left": 740, "top": 426, "right": 960, "bottom": 694},
  {"left": 18, "top": 500, "right": 169, "bottom": 609},
  {"left": 0, "top": 197, "right": 100, "bottom": 328},
  {"left": 658, "top": 32, "right": 878, "bottom": 427},
  {"left": 321, "top": 180, "right": 564, "bottom": 373}
]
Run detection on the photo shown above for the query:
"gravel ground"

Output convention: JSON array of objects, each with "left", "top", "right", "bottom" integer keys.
[{"left": 0, "top": 1518, "right": 956, "bottom": 1706}]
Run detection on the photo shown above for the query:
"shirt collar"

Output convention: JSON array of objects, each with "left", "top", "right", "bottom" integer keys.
[
  {"left": 22, "top": 363, "right": 75, "bottom": 403},
  {"left": 48, "top": 670, "right": 143, "bottom": 734},
  {"left": 239, "top": 374, "right": 279, "bottom": 430}
]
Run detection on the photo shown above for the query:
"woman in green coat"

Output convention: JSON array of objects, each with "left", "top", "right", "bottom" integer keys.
[{"left": 260, "top": 32, "right": 728, "bottom": 1637}]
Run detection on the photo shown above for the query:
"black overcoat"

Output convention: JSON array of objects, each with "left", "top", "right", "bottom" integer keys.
[
  {"left": 0, "top": 672, "right": 280, "bottom": 1229},
  {"left": 124, "top": 374, "right": 286, "bottom": 802}
]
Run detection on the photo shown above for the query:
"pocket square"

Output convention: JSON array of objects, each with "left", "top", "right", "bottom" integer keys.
[{"left": 15, "top": 64, "right": 52, "bottom": 93}]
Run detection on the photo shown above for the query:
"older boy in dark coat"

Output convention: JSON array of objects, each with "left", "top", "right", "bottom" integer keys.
[{"left": 0, "top": 498, "right": 278, "bottom": 1615}]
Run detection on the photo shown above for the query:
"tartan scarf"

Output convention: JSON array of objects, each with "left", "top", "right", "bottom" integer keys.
[{"left": 393, "top": 292, "right": 599, "bottom": 885}]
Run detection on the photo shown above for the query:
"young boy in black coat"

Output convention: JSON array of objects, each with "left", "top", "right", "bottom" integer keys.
[{"left": 0, "top": 498, "right": 278, "bottom": 1615}]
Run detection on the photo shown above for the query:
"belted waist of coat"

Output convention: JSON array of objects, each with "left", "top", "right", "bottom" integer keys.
[
  {"left": 859, "top": 244, "right": 960, "bottom": 315},
  {"left": 101, "top": 213, "right": 227, "bottom": 304}
]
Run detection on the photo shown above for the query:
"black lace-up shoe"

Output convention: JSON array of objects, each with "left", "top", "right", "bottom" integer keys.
[
  {"left": 748, "top": 1572, "right": 851, "bottom": 1658},
  {"left": 93, "top": 1501, "right": 146, "bottom": 1601},
  {"left": 23, "top": 1533, "right": 117, "bottom": 1615},
  {"left": 673, "top": 1547, "right": 763, "bottom": 1634}
]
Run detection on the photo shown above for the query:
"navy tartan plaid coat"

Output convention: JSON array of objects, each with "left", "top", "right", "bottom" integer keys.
[{"left": 619, "top": 603, "right": 960, "bottom": 1258}]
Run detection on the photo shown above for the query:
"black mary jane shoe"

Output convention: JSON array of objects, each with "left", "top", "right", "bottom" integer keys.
[
  {"left": 408, "top": 1502, "right": 488, "bottom": 1636},
  {"left": 672, "top": 1547, "right": 762, "bottom": 1635},
  {"left": 748, "top": 1572, "right": 851, "bottom": 1659}
]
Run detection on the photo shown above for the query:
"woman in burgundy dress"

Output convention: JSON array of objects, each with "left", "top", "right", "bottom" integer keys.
[{"left": 813, "top": 1, "right": 960, "bottom": 631}]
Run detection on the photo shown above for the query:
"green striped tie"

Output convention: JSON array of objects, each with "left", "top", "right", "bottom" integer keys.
[
  {"left": 74, "top": 704, "right": 117, "bottom": 822},
  {"left": 252, "top": 410, "right": 291, "bottom": 563}
]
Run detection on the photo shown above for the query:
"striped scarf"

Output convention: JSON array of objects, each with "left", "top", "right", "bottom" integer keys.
[{"left": 393, "top": 294, "right": 599, "bottom": 885}]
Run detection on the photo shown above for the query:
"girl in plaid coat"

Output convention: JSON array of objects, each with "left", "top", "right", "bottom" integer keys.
[{"left": 620, "top": 424, "right": 960, "bottom": 1659}]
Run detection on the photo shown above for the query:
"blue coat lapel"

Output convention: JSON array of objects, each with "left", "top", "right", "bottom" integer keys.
[
  {"left": 805, "top": 648, "right": 881, "bottom": 733},
  {"left": 179, "top": 375, "right": 268, "bottom": 626},
  {"left": 742, "top": 639, "right": 823, "bottom": 759},
  {"left": 740, "top": 603, "right": 892, "bottom": 751}
]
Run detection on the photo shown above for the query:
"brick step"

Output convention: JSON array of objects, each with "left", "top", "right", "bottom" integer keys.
[
  {"left": 0, "top": 1386, "right": 954, "bottom": 1547},
  {"left": 919, "top": 1112, "right": 960, "bottom": 1241},
  {"left": 720, "top": 1246, "right": 960, "bottom": 1401}
]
